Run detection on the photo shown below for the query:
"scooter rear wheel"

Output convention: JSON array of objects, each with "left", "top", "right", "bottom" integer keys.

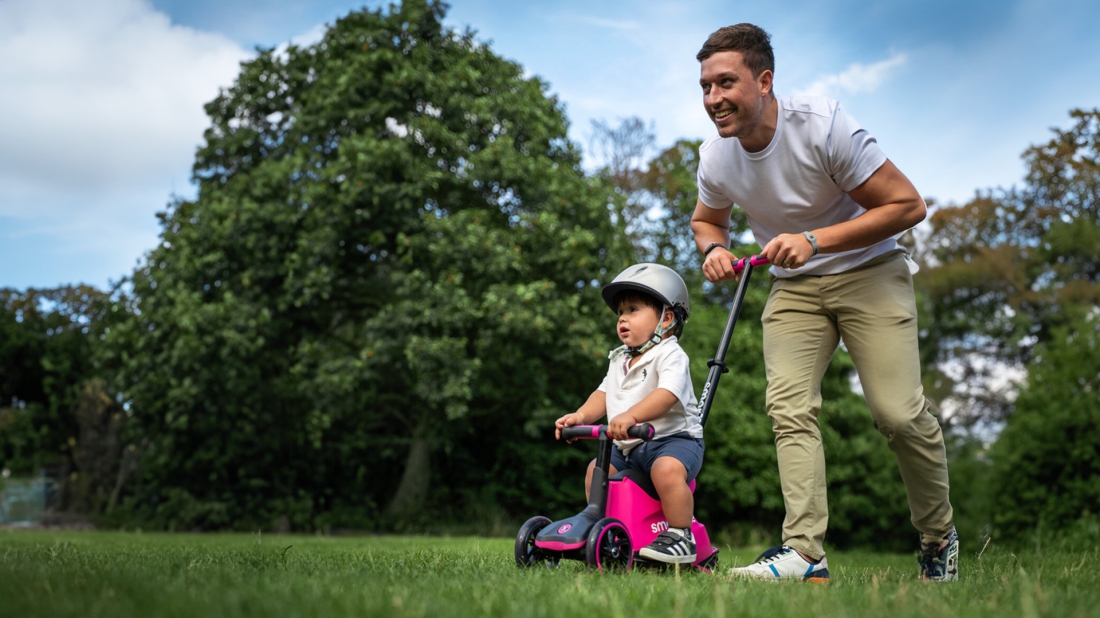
[
  {"left": 515, "top": 516, "right": 560, "bottom": 568},
  {"left": 585, "top": 517, "right": 633, "bottom": 573}
]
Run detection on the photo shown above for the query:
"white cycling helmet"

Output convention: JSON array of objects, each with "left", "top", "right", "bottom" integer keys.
[{"left": 601, "top": 263, "right": 690, "bottom": 346}]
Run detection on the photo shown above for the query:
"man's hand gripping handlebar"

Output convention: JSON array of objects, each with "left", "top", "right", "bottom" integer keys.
[
  {"left": 733, "top": 254, "right": 770, "bottom": 274},
  {"left": 703, "top": 249, "right": 771, "bottom": 283},
  {"left": 559, "top": 424, "right": 656, "bottom": 442}
]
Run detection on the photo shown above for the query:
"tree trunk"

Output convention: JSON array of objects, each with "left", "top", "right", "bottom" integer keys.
[
  {"left": 384, "top": 431, "right": 431, "bottom": 520},
  {"left": 106, "top": 438, "right": 147, "bottom": 514}
]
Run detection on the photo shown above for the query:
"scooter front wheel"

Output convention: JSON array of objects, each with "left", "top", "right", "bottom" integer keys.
[
  {"left": 515, "top": 516, "right": 560, "bottom": 568},
  {"left": 585, "top": 517, "right": 633, "bottom": 573}
]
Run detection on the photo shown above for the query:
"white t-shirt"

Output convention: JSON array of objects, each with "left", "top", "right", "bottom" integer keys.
[
  {"left": 597, "top": 336, "right": 702, "bottom": 451},
  {"left": 697, "top": 95, "right": 894, "bottom": 278}
]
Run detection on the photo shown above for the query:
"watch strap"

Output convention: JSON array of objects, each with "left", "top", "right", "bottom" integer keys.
[
  {"left": 801, "top": 231, "right": 818, "bottom": 256},
  {"left": 703, "top": 242, "right": 728, "bottom": 257}
]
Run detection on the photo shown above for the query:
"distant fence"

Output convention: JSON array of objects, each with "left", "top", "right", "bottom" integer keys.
[{"left": 0, "top": 477, "right": 56, "bottom": 524}]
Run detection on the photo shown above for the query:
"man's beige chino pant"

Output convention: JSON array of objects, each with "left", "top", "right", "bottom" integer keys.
[{"left": 761, "top": 251, "right": 954, "bottom": 560}]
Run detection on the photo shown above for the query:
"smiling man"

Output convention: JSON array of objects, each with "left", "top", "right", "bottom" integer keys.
[{"left": 689, "top": 24, "right": 958, "bottom": 582}]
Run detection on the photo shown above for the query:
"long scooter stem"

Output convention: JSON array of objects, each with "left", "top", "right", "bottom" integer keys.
[{"left": 698, "top": 255, "right": 770, "bottom": 428}]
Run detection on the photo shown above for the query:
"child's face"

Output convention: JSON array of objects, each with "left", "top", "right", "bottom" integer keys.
[{"left": 616, "top": 299, "right": 672, "bottom": 348}]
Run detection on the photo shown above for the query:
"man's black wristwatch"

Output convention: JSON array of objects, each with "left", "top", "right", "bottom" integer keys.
[{"left": 703, "top": 242, "right": 728, "bottom": 257}]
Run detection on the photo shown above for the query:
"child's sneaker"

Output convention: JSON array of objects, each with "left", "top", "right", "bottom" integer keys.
[
  {"left": 919, "top": 527, "right": 959, "bottom": 582},
  {"left": 728, "top": 545, "right": 830, "bottom": 582},
  {"left": 639, "top": 528, "right": 697, "bottom": 564}
]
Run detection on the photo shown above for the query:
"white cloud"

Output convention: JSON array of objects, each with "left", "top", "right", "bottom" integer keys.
[
  {"left": 571, "top": 15, "right": 640, "bottom": 30},
  {"left": 274, "top": 22, "right": 327, "bottom": 59},
  {"left": 0, "top": 0, "right": 248, "bottom": 199},
  {"left": 0, "top": 0, "right": 249, "bottom": 286},
  {"left": 796, "top": 53, "right": 908, "bottom": 98}
]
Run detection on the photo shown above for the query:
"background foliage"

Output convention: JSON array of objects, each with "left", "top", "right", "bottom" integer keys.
[
  {"left": 913, "top": 107, "right": 1100, "bottom": 542},
  {"left": 90, "top": 0, "right": 635, "bottom": 532},
  {"left": 1, "top": 0, "right": 1096, "bottom": 549}
]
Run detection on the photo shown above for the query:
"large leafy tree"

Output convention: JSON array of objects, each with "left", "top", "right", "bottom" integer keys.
[
  {"left": 913, "top": 109, "right": 1100, "bottom": 540},
  {"left": 917, "top": 109, "right": 1100, "bottom": 426},
  {"left": 105, "top": 0, "right": 629, "bottom": 530}
]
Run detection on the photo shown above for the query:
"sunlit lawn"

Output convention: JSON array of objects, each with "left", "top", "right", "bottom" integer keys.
[{"left": 2, "top": 530, "right": 1097, "bottom": 617}]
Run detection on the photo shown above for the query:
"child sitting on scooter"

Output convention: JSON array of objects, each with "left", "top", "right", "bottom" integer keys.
[{"left": 555, "top": 263, "right": 704, "bottom": 564}]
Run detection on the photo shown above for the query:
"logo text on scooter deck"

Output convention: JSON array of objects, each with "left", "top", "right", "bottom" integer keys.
[
  {"left": 557, "top": 524, "right": 572, "bottom": 534},
  {"left": 652, "top": 516, "right": 699, "bottom": 534}
]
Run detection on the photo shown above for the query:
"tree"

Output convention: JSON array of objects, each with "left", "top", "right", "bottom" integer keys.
[
  {"left": 639, "top": 138, "right": 753, "bottom": 277},
  {"left": 917, "top": 108, "right": 1100, "bottom": 427},
  {"left": 0, "top": 285, "right": 132, "bottom": 513},
  {"left": 0, "top": 287, "right": 108, "bottom": 473},
  {"left": 588, "top": 117, "right": 657, "bottom": 257},
  {"left": 587, "top": 121, "right": 756, "bottom": 283},
  {"left": 104, "top": 0, "right": 631, "bottom": 530},
  {"left": 988, "top": 314, "right": 1100, "bottom": 540}
]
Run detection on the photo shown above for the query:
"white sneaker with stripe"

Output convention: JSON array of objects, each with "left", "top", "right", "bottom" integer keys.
[
  {"left": 728, "top": 545, "right": 830, "bottom": 582},
  {"left": 638, "top": 528, "right": 696, "bottom": 564}
]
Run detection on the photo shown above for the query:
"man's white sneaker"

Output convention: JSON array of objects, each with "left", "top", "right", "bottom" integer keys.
[{"left": 728, "top": 545, "right": 830, "bottom": 582}]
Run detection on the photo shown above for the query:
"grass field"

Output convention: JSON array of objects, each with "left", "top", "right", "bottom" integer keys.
[{"left": 2, "top": 530, "right": 1097, "bottom": 617}]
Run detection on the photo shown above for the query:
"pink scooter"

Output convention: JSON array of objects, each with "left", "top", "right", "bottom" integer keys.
[{"left": 515, "top": 255, "right": 770, "bottom": 573}]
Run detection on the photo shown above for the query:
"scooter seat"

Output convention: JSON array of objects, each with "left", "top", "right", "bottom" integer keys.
[
  {"left": 610, "top": 469, "right": 659, "bottom": 500},
  {"left": 609, "top": 469, "right": 697, "bottom": 501}
]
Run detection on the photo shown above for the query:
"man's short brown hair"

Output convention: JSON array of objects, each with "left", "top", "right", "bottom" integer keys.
[{"left": 696, "top": 23, "right": 775, "bottom": 78}]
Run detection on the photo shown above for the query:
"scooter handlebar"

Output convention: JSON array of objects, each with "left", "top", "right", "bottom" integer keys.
[
  {"left": 732, "top": 254, "right": 770, "bottom": 274},
  {"left": 560, "top": 423, "right": 655, "bottom": 442}
]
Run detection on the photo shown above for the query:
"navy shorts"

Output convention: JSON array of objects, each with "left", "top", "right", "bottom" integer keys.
[{"left": 610, "top": 432, "right": 705, "bottom": 482}]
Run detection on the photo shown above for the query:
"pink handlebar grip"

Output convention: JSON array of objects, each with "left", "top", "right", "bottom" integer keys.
[
  {"left": 559, "top": 423, "right": 656, "bottom": 441},
  {"left": 733, "top": 254, "right": 770, "bottom": 274},
  {"left": 560, "top": 425, "right": 602, "bottom": 440}
]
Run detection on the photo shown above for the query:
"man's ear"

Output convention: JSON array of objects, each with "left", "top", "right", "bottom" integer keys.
[{"left": 757, "top": 69, "right": 773, "bottom": 98}]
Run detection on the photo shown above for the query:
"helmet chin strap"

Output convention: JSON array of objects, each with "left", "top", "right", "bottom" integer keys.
[{"left": 608, "top": 306, "right": 677, "bottom": 359}]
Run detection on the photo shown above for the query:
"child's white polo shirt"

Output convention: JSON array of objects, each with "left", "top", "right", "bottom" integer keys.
[{"left": 597, "top": 336, "right": 702, "bottom": 451}]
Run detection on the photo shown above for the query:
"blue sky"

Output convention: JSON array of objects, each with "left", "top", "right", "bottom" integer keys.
[{"left": 2, "top": 0, "right": 1099, "bottom": 290}]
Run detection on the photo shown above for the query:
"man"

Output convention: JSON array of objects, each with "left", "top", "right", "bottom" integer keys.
[{"left": 689, "top": 24, "right": 958, "bottom": 582}]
